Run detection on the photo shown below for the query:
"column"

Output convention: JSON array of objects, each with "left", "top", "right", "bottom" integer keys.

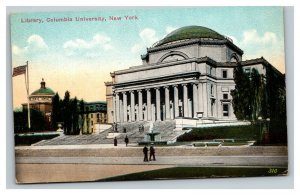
[
  {"left": 151, "top": 104, "right": 155, "bottom": 122},
  {"left": 146, "top": 89, "right": 152, "bottom": 121},
  {"left": 164, "top": 86, "right": 170, "bottom": 120},
  {"left": 130, "top": 91, "right": 135, "bottom": 122},
  {"left": 202, "top": 83, "right": 208, "bottom": 117},
  {"left": 198, "top": 83, "right": 203, "bottom": 112},
  {"left": 120, "top": 99, "right": 123, "bottom": 122},
  {"left": 183, "top": 83, "right": 189, "bottom": 117},
  {"left": 193, "top": 83, "right": 198, "bottom": 118},
  {"left": 155, "top": 87, "right": 161, "bottom": 121},
  {"left": 112, "top": 94, "right": 116, "bottom": 123},
  {"left": 115, "top": 92, "right": 120, "bottom": 122},
  {"left": 138, "top": 89, "right": 143, "bottom": 121},
  {"left": 123, "top": 92, "right": 127, "bottom": 122},
  {"left": 173, "top": 85, "right": 179, "bottom": 117}
]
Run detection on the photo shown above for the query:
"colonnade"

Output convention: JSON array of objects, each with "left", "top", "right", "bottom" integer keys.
[{"left": 112, "top": 82, "right": 209, "bottom": 123}]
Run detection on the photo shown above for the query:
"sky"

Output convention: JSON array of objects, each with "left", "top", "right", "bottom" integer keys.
[{"left": 11, "top": 7, "right": 285, "bottom": 109}]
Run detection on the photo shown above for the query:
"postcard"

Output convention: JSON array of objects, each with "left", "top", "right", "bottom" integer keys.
[{"left": 11, "top": 7, "right": 288, "bottom": 184}]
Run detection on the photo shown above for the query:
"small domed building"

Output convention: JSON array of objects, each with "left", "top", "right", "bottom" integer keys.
[
  {"left": 22, "top": 78, "right": 55, "bottom": 122},
  {"left": 105, "top": 26, "right": 284, "bottom": 128}
]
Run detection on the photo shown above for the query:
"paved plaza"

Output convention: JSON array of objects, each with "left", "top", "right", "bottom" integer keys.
[{"left": 15, "top": 144, "right": 288, "bottom": 183}]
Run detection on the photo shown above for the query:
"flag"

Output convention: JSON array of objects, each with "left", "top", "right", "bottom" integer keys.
[{"left": 12, "top": 65, "right": 27, "bottom": 77}]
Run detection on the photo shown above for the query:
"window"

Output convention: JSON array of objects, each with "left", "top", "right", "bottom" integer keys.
[
  {"left": 210, "top": 85, "right": 214, "bottom": 96},
  {"left": 91, "top": 121, "right": 93, "bottom": 125},
  {"left": 211, "top": 101, "right": 214, "bottom": 116},
  {"left": 222, "top": 70, "right": 227, "bottom": 78},
  {"left": 223, "top": 104, "right": 229, "bottom": 117},
  {"left": 210, "top": 67, "right": 213, "bottom": 75},
  {"left": 91, "top": 114, "right": 93, "bottom": 118},
  {"left": 223, "top": 94, "right": 228, "bottom": 99},
  {"left": 245, "top": 68, "right": 250, "bottom": 74}
]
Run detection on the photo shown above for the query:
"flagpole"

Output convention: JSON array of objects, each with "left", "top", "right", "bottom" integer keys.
[{"left": 25, "top": 61, "right": 31, "bottom": 129}]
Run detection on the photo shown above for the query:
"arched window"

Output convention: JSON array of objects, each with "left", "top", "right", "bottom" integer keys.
[
  {"left": 158, "top": 51, "right": 189, "bottom": 63},
  {"left": 230, "top": 53, "right": 239, "bottom": 62}
]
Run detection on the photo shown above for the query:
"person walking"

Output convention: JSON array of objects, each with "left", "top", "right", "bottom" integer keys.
[
  {"left": 115, "top": 123, "right": 118, "bottom": 132},
  {"left": 143, "top": 146, "right": 148, "bottom": 162},
  {"left": 114, "top": 137, "right": 117, "bottom": 146},
  {"left": 149, "top": 144, "right": 156, "bottom": 161},
  {"left": 125, "top": 135, "right": 129, "bottom": 147}
]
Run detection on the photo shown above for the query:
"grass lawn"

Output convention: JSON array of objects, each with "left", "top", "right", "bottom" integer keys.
[
  {"left": 177, "top": 125, "right": 260, "bottom": 142},
  {"left": 100, "top": 166, "right": 288, "bottom": 181}
]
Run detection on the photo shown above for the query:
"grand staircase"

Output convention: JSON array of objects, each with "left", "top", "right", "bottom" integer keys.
[{"left": 34, "top": 120, "right": 185, "bottom": 146}]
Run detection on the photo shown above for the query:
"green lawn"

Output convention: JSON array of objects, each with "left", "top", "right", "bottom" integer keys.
[
  {"left": 100, "top": 166, "right": 288, "bottom": 181},
  {"left": 177, "top": 125, "right": 260, "bottom": 142}
]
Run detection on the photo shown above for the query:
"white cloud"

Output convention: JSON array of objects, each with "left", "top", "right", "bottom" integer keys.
[
  {"left": 12, "top": 34, "right": 48, "bottom": 55},
  {"left": 139, "top": 28, "right": 159, "bottom": 46},
  {"left": 63, "top": 33, "right": 113, "bottom": 57},
  {"left": 131, "top": 28, "right": 160, "bottom": 54},
  {"left": 165, "top": 26, "right": 177, "bottom": 34},
  {"left": 240, "top": 29, "right": 277, "bottom": 47},
  {"left": 27, "top": 35, "right": 48, "bottom": 49}
]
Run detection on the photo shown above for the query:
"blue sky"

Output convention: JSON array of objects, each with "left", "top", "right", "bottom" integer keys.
[{"left": 11, "top": 7, "right": 285, "bottom": 108}]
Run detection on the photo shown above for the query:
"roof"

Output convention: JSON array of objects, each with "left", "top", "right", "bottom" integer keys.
[
  {"left": 155, "top": 26, "right": 225, "bottom": 47},
  {"left": 85, "top": 101, "right": 107, "bottom": 105},
  {"left": 31, "top": 87, "right": 55, "bottom": 96}
]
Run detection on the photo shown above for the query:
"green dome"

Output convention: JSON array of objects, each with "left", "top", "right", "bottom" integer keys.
[
  {"left": 156, "top": 26, "right": 225, "bottom": 46},
  {"left": 31, "top": 79, "right": 55, "bottom": 96},
  {"left": 31, "top": 87, "right": 55, "bottom": 95}
]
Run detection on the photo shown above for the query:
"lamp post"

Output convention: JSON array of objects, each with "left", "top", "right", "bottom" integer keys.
[
  {"left": 258, "top": 116, "right": 263, "bottom": 143},
  {"left": 264, "top": 118, "right": 271, "bottom": 144}
]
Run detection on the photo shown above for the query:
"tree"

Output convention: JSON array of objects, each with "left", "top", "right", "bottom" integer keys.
[
  {"left": 62, "top": 91, "right": 72, "bottom": 134},
  {"left": 231, "top": 64, "right": 251, "bottom": 120},
  {"left": 249, "top": 68, "right": 265, "bottom": 120},
  {"left": 231, "top": 66, "right": 266, "bottom": 122},
  {"left": 51, "top": 93, "right": 62, "bottom": 130},
  {"left": 79, "top": 99, "right": 85, "bottom": 134},
  {"left": 14, "top": 108, "right": 49, "bottom": 133},
  {"left": 70, "top": 97, "right": 80, "bottom": 135},
  {"left": 51, "top": 91, "right": 82, "bottom": 135},
  {"left": 231, "top": 64, "right": 287, "bottom": 144}
]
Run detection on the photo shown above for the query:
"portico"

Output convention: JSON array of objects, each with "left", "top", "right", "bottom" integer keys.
[{"left": 112, "top": 81, "right": 207, "bottom": 123}]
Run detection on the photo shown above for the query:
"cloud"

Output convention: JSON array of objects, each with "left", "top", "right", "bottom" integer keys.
[
  {"left": 237, "top": 29, "right": 284, "bottom": 73},
  {"left": 131, "top": 28, "right": 159, "bottom": 54},
  {"left": 12, "top": 34, "right": 48, "bottom": 55},
  {"left": 165, "top": 26, "right": 177, "bottom": 34},
  {"left": 240, "top": 29, "right": 277, "bottom": 47},
  {"left": 63, "top": 33, "right": 113, "bottom": 57}
]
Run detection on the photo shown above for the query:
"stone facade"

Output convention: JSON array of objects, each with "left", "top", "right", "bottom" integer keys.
[
  {"left": 22, "top": 79, "right": 55, "bottom": 122},
  {"left": 81, "top": 101, "right": 108, "bottom": 134},
  {"left": 105, "top": 26, "right": 281, "bottom": 127}
]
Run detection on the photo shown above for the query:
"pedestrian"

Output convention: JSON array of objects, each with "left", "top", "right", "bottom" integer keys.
[
  {"left": 114, "top": 137, "right": 117, "bottom": 146},
  {"left": 113, "top": 122, "right": 116, "bottom": 132},
  {"left": 149, "top": 144, "right": 156, "bottom": 161},
  {"left": 123, "top": 127, "right": 127, "bottom": 133},
  {"left": 143, "top": 146, "right": 148, "bottom": 162},
  {"left": 115, "top": 123, "right": 118, "bottom": 132},
  {"left": 125, "top": 135, "right": 129, "bottom": 147}
]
